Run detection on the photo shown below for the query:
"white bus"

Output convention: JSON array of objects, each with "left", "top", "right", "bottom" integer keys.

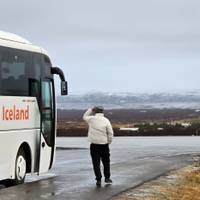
[{"left": 0, "top": 31, "right": 68, "bottom": 185}]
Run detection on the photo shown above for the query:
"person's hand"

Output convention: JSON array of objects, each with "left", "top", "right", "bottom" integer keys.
[{"left": 92, "top": 107, "right": 97, "bottom": 113}]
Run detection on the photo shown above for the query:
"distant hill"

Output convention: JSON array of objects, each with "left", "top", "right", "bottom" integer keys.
[{"left": 57, "top": 91, "right": 200, "bottom": 109}]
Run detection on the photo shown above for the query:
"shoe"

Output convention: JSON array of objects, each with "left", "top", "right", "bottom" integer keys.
[
  {"left": 105, "top": 178, "right": 112, "bottom": 184},
  {"left": 96, "top": 180, "right": 101, "bottom": 187}
]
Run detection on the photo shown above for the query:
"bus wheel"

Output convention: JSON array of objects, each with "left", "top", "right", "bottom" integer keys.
[{"left": 14, "top": 148, "right": 27, "bottom": 184}]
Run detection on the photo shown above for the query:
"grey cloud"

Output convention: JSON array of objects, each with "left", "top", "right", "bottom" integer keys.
[{"left": 0, "top": 0, "right": 200, "bottom": 93}]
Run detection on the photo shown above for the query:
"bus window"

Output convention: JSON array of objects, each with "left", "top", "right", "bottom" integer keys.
[
  {"left": 41, "top": 80, "right": 54, "bottom": 147},
  {"left": 0, "top": 47, "right": 31, "bottom": 96},
  {"left": 29, "top": 53, "right": 42, "bottom": 104},
  {"left": 32, "top": 53, "right": 42, "bottom": 79},
  {"left": 43, "top": 55, "right": 52, "bottom": 78}
]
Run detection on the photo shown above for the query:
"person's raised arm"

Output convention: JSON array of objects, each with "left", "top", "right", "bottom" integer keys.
[{"left": 83, "top": 108, "right": 93, "bottom": 122}]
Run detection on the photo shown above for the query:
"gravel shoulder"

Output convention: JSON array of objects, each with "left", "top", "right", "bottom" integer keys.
[{"left": 112, "top": 161, "right": 200, "bottom": 200}]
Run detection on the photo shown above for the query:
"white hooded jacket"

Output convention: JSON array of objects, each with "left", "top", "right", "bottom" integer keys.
[{"left": 83, "top": 108, "right": 114, "bottom": 144}]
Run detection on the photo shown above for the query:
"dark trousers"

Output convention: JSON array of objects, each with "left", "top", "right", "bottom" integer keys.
[{"left": 90, "top": 143, "right": 111, "bottom": 181}]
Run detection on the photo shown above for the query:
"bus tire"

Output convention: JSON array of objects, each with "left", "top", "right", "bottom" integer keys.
[{"left": 14, "top": 148, "right": 27, "bottom": 185}]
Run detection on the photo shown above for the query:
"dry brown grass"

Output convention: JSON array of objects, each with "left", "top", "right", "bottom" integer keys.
[
  {"left": 113, "top": 165, "right": 200, "bottom": 200},
  {"left": 57, "top": 121, "right": 130, "bottom": 130}
]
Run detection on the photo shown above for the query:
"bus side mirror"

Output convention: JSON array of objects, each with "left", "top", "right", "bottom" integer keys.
[{"left": 61, "top": 81, "right": 68, "bottom": 95}]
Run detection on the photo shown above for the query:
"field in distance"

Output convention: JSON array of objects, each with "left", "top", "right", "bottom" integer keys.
[{"left": 57, "top": 109, "right": 200, "bottom": 137}]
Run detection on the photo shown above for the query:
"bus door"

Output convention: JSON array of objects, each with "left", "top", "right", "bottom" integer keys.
[{"left": 39, "top": 80, "right": 55, "bottom": 174}]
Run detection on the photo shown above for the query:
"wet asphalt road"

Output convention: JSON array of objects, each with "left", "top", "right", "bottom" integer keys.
[{"left": 0, "top": 137, "right": 200, "bottom": 200}]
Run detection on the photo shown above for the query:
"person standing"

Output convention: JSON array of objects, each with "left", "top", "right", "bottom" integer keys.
[{"left": 83, "top": 106, "right": 114, "bottom": 187}]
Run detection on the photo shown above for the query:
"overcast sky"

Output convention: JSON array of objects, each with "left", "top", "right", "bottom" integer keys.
[{"left": 1, "top": 0, "right": 200, "bottom": 94}]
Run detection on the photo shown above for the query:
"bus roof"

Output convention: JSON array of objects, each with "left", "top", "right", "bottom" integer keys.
[
  {"left": 0, "top": 31, "right": 32, "bottom": 44},
  {"left": 0, "top": 31, "right": 49, "bottom": 56}
]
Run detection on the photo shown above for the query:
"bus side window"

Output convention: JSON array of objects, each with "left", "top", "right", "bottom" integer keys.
[
  {"left": 29, "top": 53, "right": 42, "bottom": 104},
  {"left": 0, "top": 48, "right": 30, "bottom": 96},
  {"left": 33, "top": 53, "right": 42, "bottom": 78},
  {"left": 41, "top": 81, "right": 54, "bottom": 146},
  {"left": 43, "top": 55, "right": 52, "bottom": 78},
  {"left": 29, "top": 79, "right": 40, "bottom": 106}
]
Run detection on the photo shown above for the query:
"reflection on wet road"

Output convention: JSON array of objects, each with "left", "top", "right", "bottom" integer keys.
[{"left": 0, "top": 137, "right": 200, "bottom": 200}]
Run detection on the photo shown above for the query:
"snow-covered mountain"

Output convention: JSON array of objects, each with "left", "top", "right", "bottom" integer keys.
[{"left": 57, "top": 91, "right": 200, "bottom": 109}]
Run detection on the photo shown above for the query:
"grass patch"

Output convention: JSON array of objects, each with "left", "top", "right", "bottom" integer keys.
[{"left": 113, "top": 164, "right": 200, "bottom": 200}]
